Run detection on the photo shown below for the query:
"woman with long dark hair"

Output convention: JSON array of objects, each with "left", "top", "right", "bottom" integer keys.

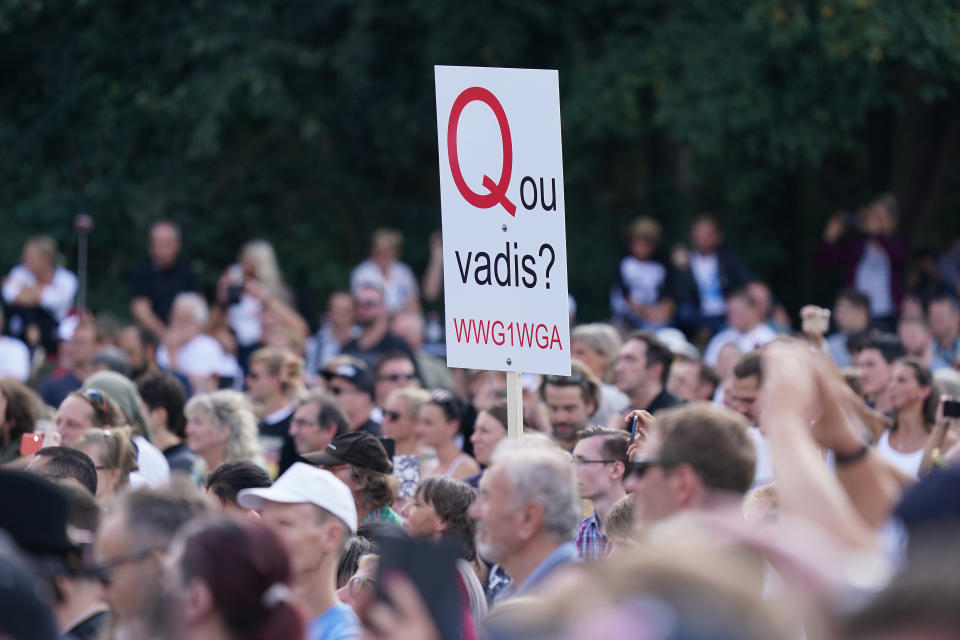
[
  {"left": 163, "top": 518, "right": 303, "bottom": 640},
  {"left": 417, "top": 390, "right": 479, "bottom": 482},
  {"left": 876, "top": 357, "right": 938, "bottom": 477}
]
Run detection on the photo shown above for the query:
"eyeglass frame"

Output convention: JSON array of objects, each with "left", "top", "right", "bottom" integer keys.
[
  {"left": 346, "top": 575, "right": 377, "bottom": 595},
  {"left": 571, "top": 456, "right": 617, "bottom": 467},
  {"left": 290, "top": 417, "right": 321, "bottom": 430},
  {"left": 90, "top": 546, "right": 165, "bottom": 584},
  {"left": 623, "top": 458, "right": 675, "bottom": 480},
  {"left": 378, "top": 373, "right": 417, "bottom": 383}
]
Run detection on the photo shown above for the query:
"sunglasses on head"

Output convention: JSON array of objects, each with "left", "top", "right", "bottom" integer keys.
[{"left": 83, "top": 389, "right": 111, "bottom": 419}]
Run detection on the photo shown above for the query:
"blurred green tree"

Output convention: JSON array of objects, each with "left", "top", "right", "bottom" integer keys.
[{"left": 0, "top": 0, "right": 956, "bottom": 322}]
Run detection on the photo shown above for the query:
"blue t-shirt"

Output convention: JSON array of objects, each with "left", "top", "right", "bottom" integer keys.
[{"left": 307, "top": 603, "right": 361, "bottom": 640}]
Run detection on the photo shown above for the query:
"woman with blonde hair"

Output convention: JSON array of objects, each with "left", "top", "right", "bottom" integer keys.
[
  {"left": 211, "top": 239, "right": 308, "bottom": 370},
  {"left": 184, "top": 390, "right": 264, "bottom": 476},
  {"left": 74, "top": 426, "right": 139, "bottom": 504},
  {"left": 382, "top": 387, "right": 431, "bottom": 501}
]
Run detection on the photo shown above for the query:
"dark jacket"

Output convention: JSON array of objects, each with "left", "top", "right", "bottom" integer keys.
[
  {"left": 670, "top": 246, "right": 753, "bottom": 315},
  {"left": 815, "top": 232, "right": 908, "bottom": 314}
]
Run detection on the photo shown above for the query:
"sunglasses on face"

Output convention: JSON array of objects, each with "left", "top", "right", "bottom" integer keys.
[
  {"left": 384, "top": 410, "right": 404, "bottom": 422},
  {"left": 379, "top": 373, "right": 417, "bottom": 383},
  {"left": 623, "top": 458, "right": 672, "bottom": 480}
]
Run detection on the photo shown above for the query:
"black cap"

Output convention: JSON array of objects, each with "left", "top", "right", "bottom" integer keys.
[
  {"left": 303, "top": 431, "right": 393, "bottom": 473},
  {"left": 322, "top": 362, "right": 375, "bottom": 396},
  {"left": 0, "top": 470, "right": 78, "bottom": 556}
]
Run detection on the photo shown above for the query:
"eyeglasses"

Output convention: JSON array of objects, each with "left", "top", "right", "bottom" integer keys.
[
  {"left": 379, "top": 373, "right": 417, "bottom": 383},
  {"left": 572, "top": 456, "right": 615, "bottom": 467},
  {"left": 291, "top": 418, "right": 320, "bottom": 430},
  {"left": 384, "top": 410, "right": 404, "bottom": 422},
  {"left": 623, "top": 459, "right": 672, "bottom": 480},
  {"left": 91, "top": 547, "right": 164, "bottom": 584},
  {"left": 347, "top": 575, "right": 377, "bottom": 595},
  {"left": 329, "top": 386, "right": 357, "bottom": 396}
]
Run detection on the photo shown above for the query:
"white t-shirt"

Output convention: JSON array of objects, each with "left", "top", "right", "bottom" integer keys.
[
  {"left": 0, "top": 336, "right": 30, "bottom": 381},
  {"left": 703, "top": 323, "right": 778, "bottom": 366},
  {"left": 351, "top": 259, "right": 419, "bottom": 313},
  {"left": 690, "top": 253, "right": 726, "bottom": 317},
  {"left": 227, "top": 292, "right": 263, "bottom": 348},
  {"left": 618, "top": 257, "right": 666, "bottom": 306},
  {"left": 2, "top": 265, "right": 77, "bottom": 320},
  {"left": 157, "top": 334, "right": 239, "bottom": 378},
  {"left": 131, "top": 435, "right": 171, "bottom": 488}
]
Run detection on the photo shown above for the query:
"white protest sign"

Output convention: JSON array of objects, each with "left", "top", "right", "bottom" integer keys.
[{"left": 435, "top": 65, "right": 570, "bottom": 376}]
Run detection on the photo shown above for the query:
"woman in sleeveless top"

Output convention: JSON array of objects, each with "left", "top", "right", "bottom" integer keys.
[
  {"left": 417, "top": 390, "right": 480, "bottom": 482},
  {"left": 382, "top": 387, "right": 432, "bottom": 509},
  {"left": 876, "top": 357, "right": 938, "bottom": 477}
]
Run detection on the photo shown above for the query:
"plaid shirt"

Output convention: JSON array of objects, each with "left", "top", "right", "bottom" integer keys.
[{"left": 575, "top": 510, "right": 612, "bottom": 561}]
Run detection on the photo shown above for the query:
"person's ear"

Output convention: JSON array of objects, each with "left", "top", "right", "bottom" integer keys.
[
  {"left": 320, "top": 521, "right": 346, "bottom": 554},
  {"left": 183, "top": 577, "right": 214, "bottom": 624},
  {"left": 609, "top": 460, "right": 625, "bottom": 482},
  {"left": 669, "top": 464, "right": 703, "bottom": 508},
  {"left": 515, "top": 502, "right": 544, "bottom": 542},
  {"left": 105, "top": 467, "right": 123, "bottom": 490}
]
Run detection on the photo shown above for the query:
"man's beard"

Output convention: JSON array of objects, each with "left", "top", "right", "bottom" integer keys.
[{"left": 475, "top": 529, "right": 501, "bottom": 565}]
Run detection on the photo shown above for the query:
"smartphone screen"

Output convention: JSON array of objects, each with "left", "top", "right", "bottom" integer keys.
[
  {"left": 376, "top": 534, "right": 459, "bottom": 640},
  {"left": 944, "top": 400, "right": 960, "bottom": 419},
  {"left": 630, "top": 415, "right": 639, "bottom": 441},
  {"left": 20, "top": 433, "right": 42, "bottom": 457}
]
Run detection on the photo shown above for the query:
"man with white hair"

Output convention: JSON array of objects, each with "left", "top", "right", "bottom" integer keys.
[
  {"left": 157, "top": 292, "right": 237, "bottom": 393},
  {"left": 469, "top": 437, "right": 581, "bottom": 598}
]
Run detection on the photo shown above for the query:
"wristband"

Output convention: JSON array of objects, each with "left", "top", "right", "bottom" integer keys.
[{"left": 834, "top": 444, "right": 870, "bottom": 466}]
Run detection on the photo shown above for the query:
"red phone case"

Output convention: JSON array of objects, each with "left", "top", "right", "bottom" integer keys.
[{"left": 20, "top": 433, "right": 43, "bottom": 457}]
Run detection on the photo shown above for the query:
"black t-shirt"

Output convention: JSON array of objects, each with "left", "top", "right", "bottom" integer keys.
[
  {"left": 130, "top": 257, "right": 198, "bottom": 324},
  {"left": 258, "top": 411, "right": 298, "bottom": 477},
  {"left": 162, "top": 442, "right": 197, "bottom": 475},
  {"left": 645, "top": 389, "right": 685, "bottom": 414},
  {"left": 355, "top": 419, "right": 382, "bottom": 438},
  {"left": 342, "top": 332, "right": 415, "bottom": 369}
]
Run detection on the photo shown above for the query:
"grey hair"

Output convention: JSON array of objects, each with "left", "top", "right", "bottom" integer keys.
[
  {"left": 571, "top": 323, "right": 623, "bottom": 382},
  {"left": 120, "top": 478, "right": 209, "bottom": 551},
  {"left": 491, "top": 436, "right": 580, "bottom": 542},
  {"left": 172, "top": 292, "right": 209, "bottom": 326},
  {"left": 185, "top": 390, "right": 264, "bottom": 468}
]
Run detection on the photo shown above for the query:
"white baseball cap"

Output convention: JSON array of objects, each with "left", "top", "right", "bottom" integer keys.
[{"left": 237, "top": 463, "right": 358, "bottom": 534}]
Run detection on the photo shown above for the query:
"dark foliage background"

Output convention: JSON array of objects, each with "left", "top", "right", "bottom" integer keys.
[{"left": 1, "top": 0, "right": 958, "bottom": 323}]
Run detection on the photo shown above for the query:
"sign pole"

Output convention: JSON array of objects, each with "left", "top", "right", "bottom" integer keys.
[{"left": 506, "top": 370, "right": 523, "bottom": 439}]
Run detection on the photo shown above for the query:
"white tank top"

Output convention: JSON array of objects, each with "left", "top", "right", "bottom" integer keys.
[{"left": 876, "top": 430, "right": 923, "bottom": 478}]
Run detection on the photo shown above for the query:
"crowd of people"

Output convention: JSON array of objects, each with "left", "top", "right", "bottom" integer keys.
[{"left": 2, "top": 194, "right": 960, "bottom": 639}]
